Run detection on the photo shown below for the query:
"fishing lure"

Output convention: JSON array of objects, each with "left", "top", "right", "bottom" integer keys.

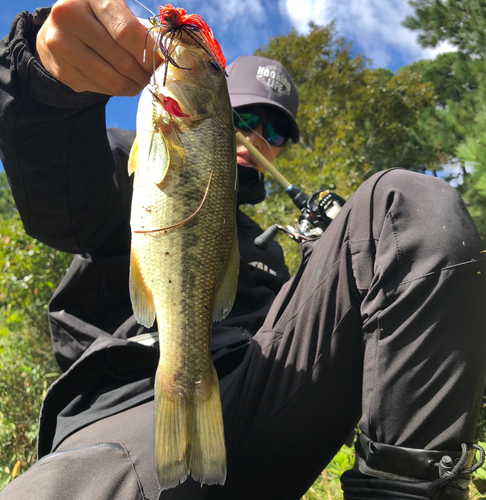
[{"left": 148, "top": 4, "right": 227, "bottom": 86}]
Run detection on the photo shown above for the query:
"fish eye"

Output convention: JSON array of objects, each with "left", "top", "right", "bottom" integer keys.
[{"left": 208, "top": 60, "right": 220, "bottom": 72}]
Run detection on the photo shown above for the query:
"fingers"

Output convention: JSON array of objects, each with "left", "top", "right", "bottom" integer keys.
[
  {"left": 89, "top": 0, "right": 158, "bottom": 75},
  {"left": 36, "top": 0, "right": 161, "bottom": 96}
]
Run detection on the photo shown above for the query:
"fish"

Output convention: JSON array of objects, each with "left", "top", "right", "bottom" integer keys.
[{"left": 127, "top": 5, "right": 239, "bottom": 490}]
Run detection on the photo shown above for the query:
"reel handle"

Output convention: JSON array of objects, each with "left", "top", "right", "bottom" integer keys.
[{"left": 254, "top": 225, "right": 280, "bottom": 250}]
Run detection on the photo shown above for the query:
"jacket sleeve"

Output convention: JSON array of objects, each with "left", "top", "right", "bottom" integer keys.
[{"left": 0, "top": 8, "right": 134, "bottom": 254}]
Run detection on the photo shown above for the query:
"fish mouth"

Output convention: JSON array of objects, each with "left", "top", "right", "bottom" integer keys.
[
  {"left": 161, "top": 95, "right": 189, "bottom": 117},
  {"left": 148, "top": 86, "right": 190, "bottom": 118}
]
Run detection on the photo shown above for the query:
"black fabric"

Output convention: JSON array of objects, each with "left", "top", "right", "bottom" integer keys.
[
  {"left": 38, "top": 338, "right": 158, "bottom": 456},
  {"left": 340, "top": 469, "right": 470, "bottom": 500},
  {"left": 1, "top": 442, "right": 146, "bottom": 500},
  {"left": 236, "top": 164, "right": 266, "bottom": 205},
  {"left": 353, "top": 433, "right": 474, "bottom": 482},
  {"left": 0, "top": 9, "right": 124, "bottom": 254},
  {"left": 204, "top": 169, "right": 486, "bottom": 499}
]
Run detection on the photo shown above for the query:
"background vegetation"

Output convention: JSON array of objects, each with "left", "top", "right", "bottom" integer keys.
[
  {"left": 3, "top": 0, "right": 486, "bottom": 497},
  {"left": 0, "top": 198, "right": 72, "bottom": 489}
]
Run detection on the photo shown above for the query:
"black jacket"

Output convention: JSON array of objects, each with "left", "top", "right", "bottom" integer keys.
[{"left": 0, "top": 9, "right": 290, "bottom": 456}]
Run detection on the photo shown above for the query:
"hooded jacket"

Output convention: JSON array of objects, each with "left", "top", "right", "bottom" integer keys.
[{"left": 0, "top": 9, "right": 290, "bottom": 456}]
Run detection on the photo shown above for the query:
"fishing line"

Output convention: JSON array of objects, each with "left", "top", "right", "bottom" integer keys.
[
  {"left": 148, "top": 88, "right": 169, "bottom": 117},
  {"left": 133, "top": 0, "right": 158, "bottom": 65},
  {"left": 133, "top": 0, "right": 156, "bottom": 18},
  {"left": 133, "top": 170, "right": 214, "bottom": 234}
]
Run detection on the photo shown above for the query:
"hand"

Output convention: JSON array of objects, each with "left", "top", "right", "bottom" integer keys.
[{"left": 36, "top": 0, "right": 161, "bottom": 96}]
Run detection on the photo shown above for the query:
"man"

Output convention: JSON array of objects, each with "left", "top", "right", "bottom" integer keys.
[{"left": 0, "top": 1, "right": 485, "bottom": 499}]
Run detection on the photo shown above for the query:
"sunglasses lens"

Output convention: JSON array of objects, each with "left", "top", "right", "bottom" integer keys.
[
  {"left": 266, "top": 122, "right": 288, "bottom": 147},
  {"left": 234, "top": 110, "right": 291, "bottom": 147},
  {"left": 233, "top": 112, "right": 260, "bottom": 131}
]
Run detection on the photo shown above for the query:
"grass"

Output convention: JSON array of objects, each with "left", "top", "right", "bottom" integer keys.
[{"left": 301, "top": 445, "right": 354, "bottom": 500}]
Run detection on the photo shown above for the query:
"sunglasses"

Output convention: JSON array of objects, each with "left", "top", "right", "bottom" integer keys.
[{"left": 233, "top": 111, "right": 291, "bottom": 147}]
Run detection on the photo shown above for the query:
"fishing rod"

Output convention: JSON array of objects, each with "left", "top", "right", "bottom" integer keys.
[{"left": 235, "top": 132, "right": 346, "bottom": 250}]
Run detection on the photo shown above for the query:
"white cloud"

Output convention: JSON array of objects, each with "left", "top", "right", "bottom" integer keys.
[
  {"left": 284, "top": 0, "right": 327, "bottom": 33},
  {"left": 283, "top": 0, "right": 456, "bottom": 68},
  {"left": 422, "top": 40, "right": 458, "bottom": 60}
]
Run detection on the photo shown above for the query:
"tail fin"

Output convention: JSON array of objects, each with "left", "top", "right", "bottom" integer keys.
[{"left": 154, "top": 365, "right": 226, "bottom": 490}]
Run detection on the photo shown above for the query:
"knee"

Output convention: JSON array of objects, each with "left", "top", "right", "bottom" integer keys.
[
  {"left": 366, "top": 168, "right": 458, "bottom": 208},
  {"left": 356, "top": 169, "right": 483, "bottom": 266}
]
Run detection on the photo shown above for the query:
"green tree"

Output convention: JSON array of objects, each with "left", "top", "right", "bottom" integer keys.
[
  {"left": 404, "top": 0, "right": 486, "bottom": 56},
  {"left": 455, "top": 89, "right": 486, "bottom": 240},
  {"left": 406, "top": 53, "right": 486, "bottom": 180},
  {"left": 243, "top": 23, "right": 437, "bottom": 273}
]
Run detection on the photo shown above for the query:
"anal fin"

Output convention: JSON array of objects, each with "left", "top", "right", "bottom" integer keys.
[
  {"left": 213, "top": 229, "right": 239, "bottom": 322},
  {"left": 129, "top": 247, "right": 156, "bottom": 328}
]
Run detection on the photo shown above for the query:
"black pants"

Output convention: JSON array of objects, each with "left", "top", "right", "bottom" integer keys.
[{"left": 2, "top": 169, "right": 486, "bottom": 500}]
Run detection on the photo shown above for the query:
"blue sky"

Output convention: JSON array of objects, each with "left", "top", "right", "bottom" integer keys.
[{"left": 2, "top": 0, "right": 453, "bottom": 132}]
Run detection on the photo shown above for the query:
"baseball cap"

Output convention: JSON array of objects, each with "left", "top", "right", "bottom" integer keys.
[{"left": 227, "top": 55, "right": 299, "bottom": 143}]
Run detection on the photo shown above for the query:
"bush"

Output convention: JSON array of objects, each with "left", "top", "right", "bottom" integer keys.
[
  {"left": 0, "top": 211, "right": 71, "bottom": 490},
  {"left": 0, "top": 325, "right": 59, "bottom": 490}
]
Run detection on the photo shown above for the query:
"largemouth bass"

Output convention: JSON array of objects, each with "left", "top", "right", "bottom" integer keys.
[{"left": 128, "top": 6, "right": 238, "bottom": 490}]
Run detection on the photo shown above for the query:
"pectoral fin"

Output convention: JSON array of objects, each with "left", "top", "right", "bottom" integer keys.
[
  {"left": 212, "top": 230, "right": 239, "bottom": 322},
  {"left": 161, "top": 122, "right": 186, "bottom": 178},
  {"left": 128, "top": 136, "right": 139, "bottom": 176},
  {"left": 147, "top": 122, "right": 186, "bottom": 188},
  {"left": 148, "top": 128, "right": 170, "bottom": 186}
]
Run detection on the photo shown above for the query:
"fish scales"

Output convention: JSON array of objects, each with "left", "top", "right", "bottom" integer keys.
[{"left": 128, "top": 23, "right": 238, "bottom": 491}]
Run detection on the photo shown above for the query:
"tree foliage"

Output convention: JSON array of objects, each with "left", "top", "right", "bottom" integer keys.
[
  {"left": 404, "top": 0, "right": 486, "bottom": 56},
  {"left": 455, "top": 86, "right": 486, "bottom": 239},
  {"left": 0, "top": 213, "right": 72, "bottom": 339},
  {"left": 243, "top": 23, "right": 437, "bottom": 273},
  {"left": 407, "top": 53, "right": 486, "bottom": 174}
]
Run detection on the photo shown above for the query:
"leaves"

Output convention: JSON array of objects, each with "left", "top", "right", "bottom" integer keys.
[
  {"left": 404, "top": 0, "right": 486, "bottom": 56},
  {"left": 0, "top": 173, "right": 16, "bottom": 221},
  {"left": 0, "top": 208, "right": 72, "bottom": 338}
]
